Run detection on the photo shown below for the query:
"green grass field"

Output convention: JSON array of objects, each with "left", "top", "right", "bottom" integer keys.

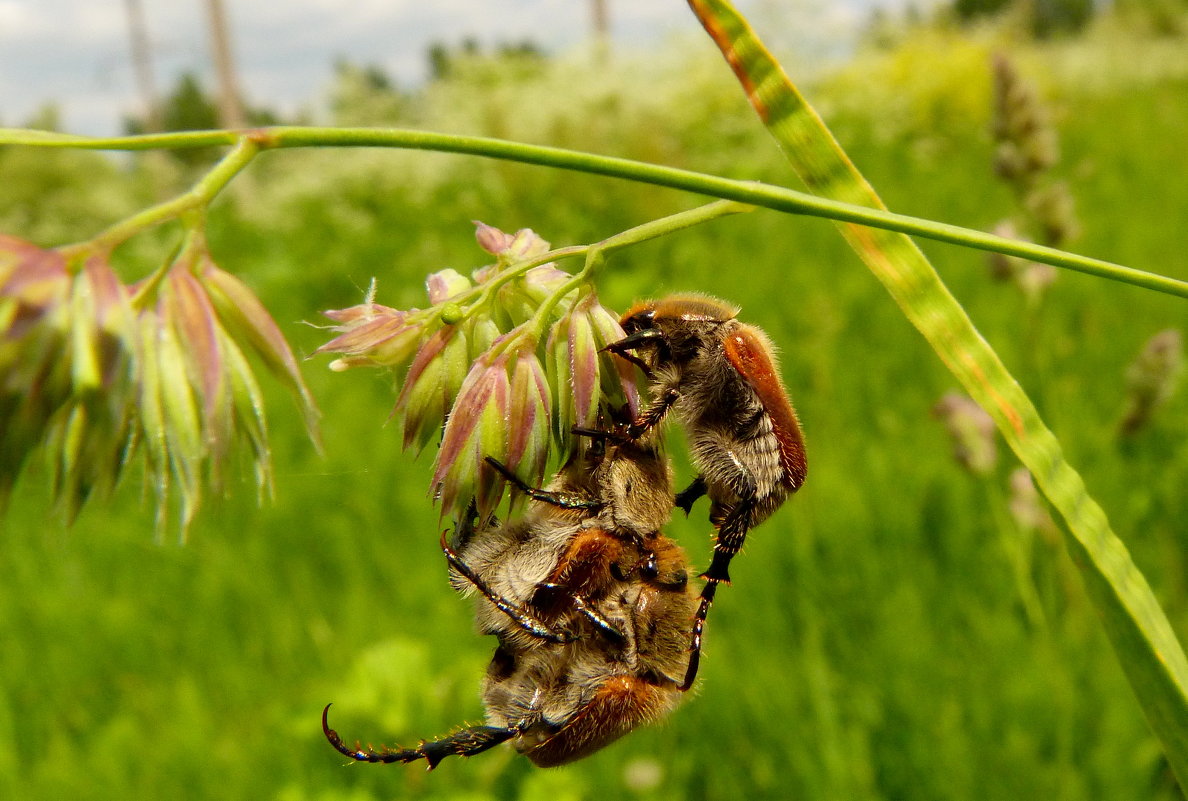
[{"left": 1, "top": 18, "right": 1187, "bottom": 801}]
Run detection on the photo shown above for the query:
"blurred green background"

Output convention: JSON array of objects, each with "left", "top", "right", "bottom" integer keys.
[{"left": 2, "top": 6, "right": 1187, "bottom": 800}]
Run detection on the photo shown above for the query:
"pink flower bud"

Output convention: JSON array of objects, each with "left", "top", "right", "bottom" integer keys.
[
  {"left": 586, "top": 296, "right": 641, "bottom": 417},
  {"left": 506, "top": 342, "right": 551, "bottom": 510},
  {"left": 426, "top": 268, "right": 471, "bottom": 305},
  {"left": 316, "top": 307, "right": 422, "bottom": 369},
  {"left": 546, "top": 297, "right": 600, "bottom": 443},
  {"left": 522, "top": 265, "right": 572, "bottom": 305},
  {"left": 505, "top": 228, "right": 550, "bottom": 261},
  {"left": 474, "top": 221, "right": 514, "bottom": 255},
  {"left": 433, "top": 351, "right": 511, "bottom": 518},
  {"left": 395, "top": 326, "right": 469, "bottom": 452}
]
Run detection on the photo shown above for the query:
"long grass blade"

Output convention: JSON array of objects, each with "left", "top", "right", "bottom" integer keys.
[{"left": 686, "top": 0, "right": 1188, "bottom": 783}]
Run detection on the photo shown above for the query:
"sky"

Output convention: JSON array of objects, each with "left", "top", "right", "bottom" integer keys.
[{"left": 0, "top": 0, "right": 916, "bottom": 137}]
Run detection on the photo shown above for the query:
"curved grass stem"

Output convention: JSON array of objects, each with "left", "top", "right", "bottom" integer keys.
[
  {"left": 56, "top": 137, "right": 261, "bottom": 261},
  {"left": 3, "top": 126, "right": 1183, "bottom": 299}
]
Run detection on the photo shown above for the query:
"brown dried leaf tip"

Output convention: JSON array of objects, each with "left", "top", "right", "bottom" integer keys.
[
  {"left": 317, "top": 222, "right": 640, "bottom": 520},
  {"left": 0, "top": 234, "right": 318, "bottom": 538}
]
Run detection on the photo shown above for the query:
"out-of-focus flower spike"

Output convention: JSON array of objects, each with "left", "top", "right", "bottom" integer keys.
[
  {"left": 0, "top": 235, "right": 69, "bottom": 299},
  {"left": 68, "top": 266, "right": 103, "bottom": 395},
  {"left": 932, "top": 392, "right": 998, "bottom": 476},
  {"left": 1120, "top": 329, "right": 1184, "bottom": 437},
  {"left": 587, "top": 298, "right": 641, "bottom": 417},
  {"left": 219, "top": 322, "right": 273, "bottom": 500},
  {"left": 82, "top": 258, "right": 138, "bottom": 384},
  {"left": 45, "top": 404, "right": 86, "bottom": 520},
  {"left": 199, "top": 259, "right": 320, "bottom": 446},
  {"left": 154, "top": 298, "right": 206, "bottom": 537},
  {"left": 0, "top": 239, "right": 73, "bottom": 507},
  {"left": 1, "top": 239, "right": 71, "bottom": 390},
  {"left": 78, "top": 389, "right": 136, "bottom": 507},
  {"left": 136, "top": 309, "right": 170, "bottom": 520},
  {"left": 1008, "top": 468, "right": 1057, "bottom": 539},
  {"left": 164, "top": 267, "right": 235, "bottom": 484},
  {"left": 61, "top": 258, "right": 139, "bottom": 512},
  {"left": 164, "top": 269, "right": 222, "bottom": 412},
  {"left": 426, "top": 268, "right": 471, "bottom": 305}
]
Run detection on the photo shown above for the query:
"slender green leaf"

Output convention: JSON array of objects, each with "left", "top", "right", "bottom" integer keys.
[{"left": 687, "top": 0, "right": 1188, "bottom": 784}]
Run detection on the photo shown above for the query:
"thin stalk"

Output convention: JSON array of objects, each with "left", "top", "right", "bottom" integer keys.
[
  {"left": 57, "top": 137, "right": 260, "bottom": 259},
  {"left": 462, "top": 245, "right": 587, "bottom": 323},
  {"left": 4, "top": 126, "right": 1185, "bottom": 299},
  {"left": 530, "top": 200, "right": 751, "bottom": 336}
]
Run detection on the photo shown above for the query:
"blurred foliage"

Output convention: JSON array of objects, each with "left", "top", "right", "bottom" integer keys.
[
  {"left": 123, "top": 72, "right": 284, "bottom": 167},
  {"left": 1109, "top": 0, "right": 1188, "bottom": 35},
  {"left": 1, "top": 8, "right": 1187, "bottom": 801},
  {"left": 951, "top": 0, "right": 1095, "bottom": 37}
]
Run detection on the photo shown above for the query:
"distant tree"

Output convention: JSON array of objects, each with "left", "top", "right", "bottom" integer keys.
[
  {"left": 952, "top": 0, "right": 1095, "bottom": 36},
  {"left": 425, "top": 37, "right": 546, "bottom": 83},
  {"left": 328, "top": 61, "right": 408, "bottom": 126},
  {"left": 124, "top": 72, "right": 279, "bottom": 165},
  {"left": 1114, "top": 0, "right": 1188, "bottom": 34},
  {"left": 427, "top": 42, "right": 453, "bottom": 81},
  {"left": 1031, "top": 0, "right": 1095, "bottom": 36},
  {"left": 953, "top": 0, "right": 1011, "bottom": 18}
]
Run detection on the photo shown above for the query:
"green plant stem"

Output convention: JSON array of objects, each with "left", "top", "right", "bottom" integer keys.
[
  {"left": 57, "top": 138, "right": 260, "bottom": 260},
  {"left": 529, "top": 199, "right": 751, "bottom": 337},
  {"left": 462, "top": 246, "right": 587, "bottom": 323},
  {"left": 5, "top": 126, "right": 1184, "bottom": 300}
]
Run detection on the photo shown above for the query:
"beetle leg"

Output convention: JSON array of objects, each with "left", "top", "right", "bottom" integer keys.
[
  {"left": 485, "top": 457, "right": 600, "bottom": 510},
  {"left": 602, "top": 330, "right": 664, "bottom": 380},
  {"left": 536, "top": 582, "right": 627, "bottom": 645},
  {"left": 626, "top": 386, "right": 680, "bottom": 440},
  {"left": 679, "top": 497, "right": 757, "bottom": 692},
  {"left": 678, "top": 583, "right": 716, "bottom": 692},
  {"left": 440, "top": 530, "right": 575, "bottom": 644},
  {"left": 674, "top": 475, "right": 707, "bottom": 516},
  {"left": 322, "top": 704, "right": 522, "bottom": 770}
]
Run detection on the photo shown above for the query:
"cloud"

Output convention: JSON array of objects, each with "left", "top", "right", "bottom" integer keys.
[{"left": 0, "top": 0, "right": 887, "bottom": 135}]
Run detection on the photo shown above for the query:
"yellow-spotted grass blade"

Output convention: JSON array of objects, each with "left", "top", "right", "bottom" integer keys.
[{"left": 687, "top": 0, "right": 1188, "bottom": 784}]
